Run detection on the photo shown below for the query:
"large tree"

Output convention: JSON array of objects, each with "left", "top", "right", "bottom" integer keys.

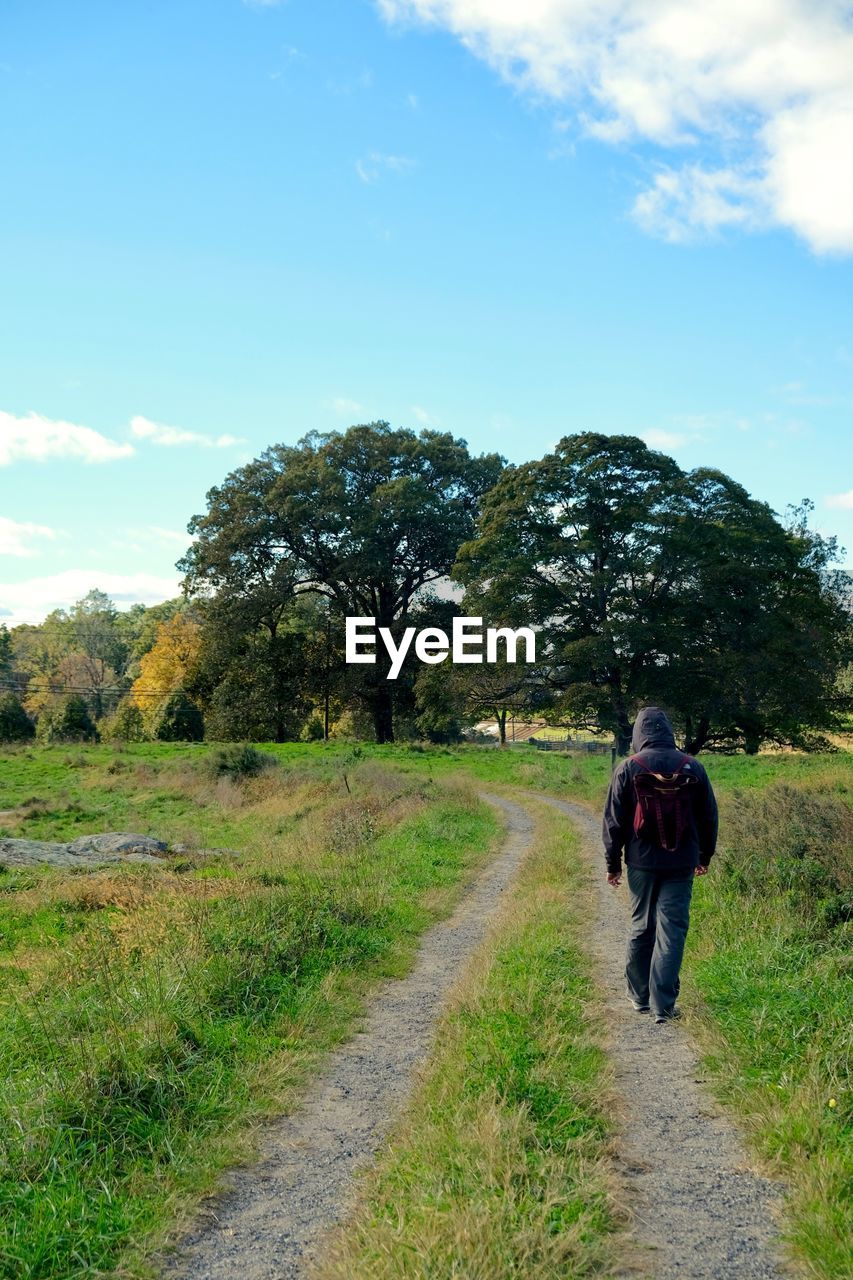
[
  {"left": 181, "top": 422, "right": 503, "bottom": 742},
  {"left": 656, "top": 486, "right": 851, "bottom": 751},
  {"left": 61, "top": 590, "right": 127, "bottom": 718},
  {"left": 455, "top": 433, "right": 687, "bottom": 751},
  {"left": 131, "top": 613, "right": 204, "bottom": 737},
  {"left": 455, "top": 433, "right": 850, "bottom": 753}
]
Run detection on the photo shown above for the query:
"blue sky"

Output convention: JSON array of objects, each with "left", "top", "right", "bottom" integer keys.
[{"left": 1, "top": 0, "right": 852, "bottom": 623}]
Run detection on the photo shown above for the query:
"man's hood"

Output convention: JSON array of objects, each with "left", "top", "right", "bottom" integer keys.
[{"left": 631, "top": 707, "right": 677, "bottom": 753}]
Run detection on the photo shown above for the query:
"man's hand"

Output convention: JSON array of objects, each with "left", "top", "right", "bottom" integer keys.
[
  {"left": 606, "top": 872, "right": 622, "bottom": 887},
  {"left": 694, "top": 864, "right": 709, "bottom": 877}
]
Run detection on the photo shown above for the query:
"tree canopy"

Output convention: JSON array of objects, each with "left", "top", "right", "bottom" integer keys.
[
  {"left": 1, "top": 429, "right": 848, "bottom": 753},
  {"left": 181, "top": 422, "right": 504, "bottom": 741},
  {"left": 455, "top": 433, "right": 850, "bottom": 752}
]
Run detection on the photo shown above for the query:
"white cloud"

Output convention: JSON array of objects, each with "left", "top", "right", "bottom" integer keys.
[
  {"left": 0, "top": 410, "right": 134, "bottom": 466},
  {"left": 0, "top": 517, "right": 58, "bottom": 558},
  {"left": 378, "top": 0, "right": 853, "bottom": 253},
  {"left": 356, "top": 152, "right": 416, "bottom": 183},
  {"left": 129, "top": 416, "right": 244, "bottom": 448},
  {"left": 632, "top": 165, "right": 766, "bottom": 242},
  {"left": 0, "top": 569, "right": 182, "bottom": 626},
  {"left": 411, "top": 404, "right": 437, "bottom": 424},
  {"left": 826, "top": 490, "right": 853, "bottom": 510},
  {"left": 641, "top": 428, "right": 688, "bottom": 450},
  {"left": 331, "top": 397, "right": 365, "bottom": 415},
  {"left": 763, "top": 95, "right": 853, "bottom": 253}
]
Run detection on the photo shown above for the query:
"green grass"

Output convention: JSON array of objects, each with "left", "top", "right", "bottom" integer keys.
[
  {"left": 315, "top": 801, "right": 618, "bottom": 1280},
  {"left": 0, "top": 747, "right": 499, "bottom": 1280},
  {"left": 1, "top": 740, "right": 851, "bottom": 1279},
  {"left": 682, "top": 783, "right": 852, "bottom": 1280},
  {"left": 684, "top": 899, "right": 851, "bottom": 1276}
]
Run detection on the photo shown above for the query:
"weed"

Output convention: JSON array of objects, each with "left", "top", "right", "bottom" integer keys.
[
  {"left": 718, "top": 784, "right": 853, "bottom": 928},
  {"left": 204, "top": 744, "right": 278, "bottom": 780}
]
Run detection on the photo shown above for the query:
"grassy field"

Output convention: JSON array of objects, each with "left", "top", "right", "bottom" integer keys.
[
  {"left": 0, "top": 744, "right": 499, "bottom": 1279},
  {"left": 681, "top": 784, "right": 852, "bottom": 1279},
  {"left": 1, "top": 740, "right": 850, "bottom": 1279}
]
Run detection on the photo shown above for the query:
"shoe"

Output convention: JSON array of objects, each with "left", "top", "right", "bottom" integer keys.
[
  {"left": 654, "top": 1007, "right": 682, "bottom": 1024},
  {"left": 629, "top": 999, "right": 650, "bottom": 1013}
]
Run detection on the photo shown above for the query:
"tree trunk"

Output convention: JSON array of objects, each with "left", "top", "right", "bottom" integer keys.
[
  {"left": 684, "top": 714, "right": 711, "bottom": 755},
  {"left": 371, "top": 609, "right": 397, "bottom": 743},
  {"left": 612, "top": 695, "right": 633, "bottom": 756},
  {"left": 273, "top": 663, "right": 286, "bottom": 743},
  {"left": 496, "top": 709, "right": 507, "bottom": 747},
  {"left": 372, "top": 683, "right": 395, "bottom": 744},
  {"left": 323, "top": 614, "right": 331, "bottom": 741},
  {"left": 615, "top": 714, "right": 633, "bottom": 756},
  {"left": 741, "top": 714, "right": 762, "bottom": 755}
]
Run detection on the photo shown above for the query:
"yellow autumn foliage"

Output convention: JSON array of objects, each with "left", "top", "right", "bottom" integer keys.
[{"left": 131, "top": 614, "right": 202, "bottom": 729}]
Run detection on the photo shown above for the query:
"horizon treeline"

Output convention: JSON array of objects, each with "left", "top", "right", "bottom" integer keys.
[{"left": 2, "top": 426, "right": 851, "bottom": 754}]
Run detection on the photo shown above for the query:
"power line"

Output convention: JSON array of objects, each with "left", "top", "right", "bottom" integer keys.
[
  {"left": 0, "top": 621, "right": 188, "bottom": 632},
  {"left": 0, "top": 678, "right": 192, "bottom": 702}
]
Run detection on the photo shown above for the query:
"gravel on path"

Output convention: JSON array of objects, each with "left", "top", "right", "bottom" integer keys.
[
  {"left": 160, "top": 793, "right": 533, "bottom": 1280},
  {"left": 531, "top": 791, "right": 790, "bottom": 1280}
]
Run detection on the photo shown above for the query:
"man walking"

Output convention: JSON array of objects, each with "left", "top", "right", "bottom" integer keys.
[{"left": 602, "top": 707, "right": 718, "bottom": 1024}]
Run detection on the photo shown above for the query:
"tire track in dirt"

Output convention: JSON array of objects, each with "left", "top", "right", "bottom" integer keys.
[
  {"left": 160, "top": 793, "right": 533, "bottom": 1280},
  {"left": 529, "top": 791, "right": 790, "bottom": 1280}
]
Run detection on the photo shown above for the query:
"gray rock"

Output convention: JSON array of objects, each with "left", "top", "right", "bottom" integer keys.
[
  {"left": 171, "top": 842, "right": 241, "bottom": 860},
  {"left": 0, "top": 833, "right": 167, "bottom": 869},
  {"left": 65, "top": 832, "right": 168, "bottom": 857}
]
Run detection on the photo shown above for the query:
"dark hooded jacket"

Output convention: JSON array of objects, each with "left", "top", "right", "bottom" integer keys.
[{"left": 602, "top": 707, "right": 718, "bottom": 875}]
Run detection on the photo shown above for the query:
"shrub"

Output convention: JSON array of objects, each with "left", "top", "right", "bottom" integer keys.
[
  {"left": 719, "top": 783, "right": 853, "bottom": 928},
  {"left": 0, "top": 694, "right": 35, "bottom": 743},
  {"left": 300, "top": 713, "right": 325, "bottom": 742},
  {"left": 204, "top": 744, "right": 277, "bottom": 780},
  {"left": 37, "top": 695, "right": 98, "bottom": 743},
  {"left": 203, "top": 668, "right": 306, "bottom": 743},
  {"left": 153, "top": 693, "right": 204, "bottom": 742},
  {"left": 100, "top": 699, "right": 147, "bottom": 742}
]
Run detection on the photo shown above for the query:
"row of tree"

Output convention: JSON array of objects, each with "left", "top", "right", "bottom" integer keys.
[
  {"left": 2, "top": 425, "right": 850, "bottom": 753},
  {"left": 0, "top": 592, "right": 203, "bottom": 743}
]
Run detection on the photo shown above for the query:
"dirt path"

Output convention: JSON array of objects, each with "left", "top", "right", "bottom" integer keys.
[
  {"left": 531, "top": 792, "right": 789, "bottom": 1280},
  {"left": 162, "top": 788, "right": 790, "bottom": 1280},
  {"left": 161, "top": 793, "right": 533, "bottom": 1280}
]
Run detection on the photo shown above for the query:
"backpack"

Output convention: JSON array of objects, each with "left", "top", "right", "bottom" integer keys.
[{"left": 631, "top": 754, "right": 699, "bottom": 852}]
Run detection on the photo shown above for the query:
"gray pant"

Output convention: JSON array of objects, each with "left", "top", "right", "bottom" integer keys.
[{"left": 625, "top": 865, "right": 694, "bottom": 1016}]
